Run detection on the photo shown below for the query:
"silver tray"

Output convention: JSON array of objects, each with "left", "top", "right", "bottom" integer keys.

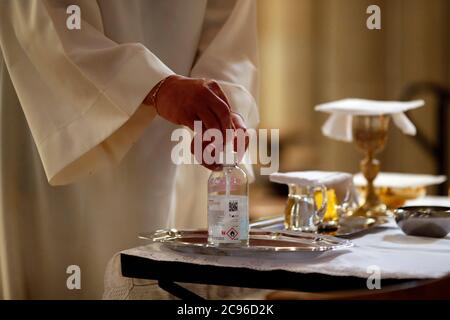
[
  {"left": 139, "top": 229, "right": 353, "bottom": 257},
  {"left": 324, "top": 216, "right": 379, "bottom": 237},
  {"left": 250, "top": 216, "right": 380, "bottom": 238}
]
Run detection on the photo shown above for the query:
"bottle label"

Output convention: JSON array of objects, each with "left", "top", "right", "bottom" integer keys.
[{"left": 208, "top": 195, "right": 248, "bottom": 243}]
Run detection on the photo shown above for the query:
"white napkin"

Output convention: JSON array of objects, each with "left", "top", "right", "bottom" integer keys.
[
  {"left": 354, "top": 172, "right": 447, "bottom": 189},
  {"left": 270, "top": 171, "right": 357, "bottom": 202},
  {"left": 315, "top": 99, "right": 425, "bottom": 142},
  {"left": 270, "top": 171, "right": 352, "bottom": 187},
  {"left": 406, "top": 196, "right": 450, "bottom": 207}
]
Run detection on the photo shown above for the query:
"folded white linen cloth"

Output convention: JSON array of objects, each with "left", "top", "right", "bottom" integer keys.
[
  {"left": 406, "top": 196, "right": 450, "bottom": 207},
  {"left": 270, "top": 171, "right": 352, "bottom": 187},
  {"left": 315, "top": 99, "right": 425, "bottom": 142},
  {"left": 103, "top": 217, "right": 450, "bottom": 300},
  {"left": 102, "top": 252, "right": 260, "bottom": 300},
  {"left": 103, "top": 197, "right": 450, "bottom": 299},
  {"left": 270, "top": 171, "right": 356, "bottom": 202},
  {"left": 354, "top": 172, "right": 447, "bottom": 189}
]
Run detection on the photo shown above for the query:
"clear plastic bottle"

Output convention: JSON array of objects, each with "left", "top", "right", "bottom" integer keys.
[{"left": 207, "top": 154, "right": 249, "bottom": 247}]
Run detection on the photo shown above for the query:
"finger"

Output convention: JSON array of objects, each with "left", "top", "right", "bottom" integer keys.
[
  {"left": 206, "top": 81, "right": 233, "bottom": 135},
  {"left": 202, "top": 162, "right": 222, "bottom": 171},
  {"left": 230, "top": 112, "right": 247, "bottom": 131},
  {"left": 190, "top": 137, "right": 222, "bottom": 171},
  {"left": 175, "top": 107, "right": 197, "bottom": 131},
  {"left": 207, "top": 81, "right": 231, "bottom": 108},
  {"left": 231, "top": 112, "right": 249, "bottom": 162},
  {"left": 204, "top": 86, "right": 232, "bottom": 134},
  {"left": 198, "top": 107, "right": 220, "bottom": 132},
  {"left": 196, "top": 105, "right": 229, "bottom": 151}
]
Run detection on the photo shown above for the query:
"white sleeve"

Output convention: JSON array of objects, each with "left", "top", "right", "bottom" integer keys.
[
  {"left": 191, "top": 0, "right": 259, "bottom": 130},
  {"left": 0, "top": 0, "right": 174, "bottom": 185}
]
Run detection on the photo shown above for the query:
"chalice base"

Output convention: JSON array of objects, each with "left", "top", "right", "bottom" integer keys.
[{"left": 353, "top": 201, "right": 392, "bottom": 222}]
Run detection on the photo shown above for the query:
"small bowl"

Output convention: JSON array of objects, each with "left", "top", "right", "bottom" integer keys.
[{"left": 394, "top": 206, "right": 450, "bottom": 238}]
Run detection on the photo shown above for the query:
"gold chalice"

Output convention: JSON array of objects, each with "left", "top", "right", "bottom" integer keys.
[{"left": 352, "top": 115, "right": 391, "bottom": 219}]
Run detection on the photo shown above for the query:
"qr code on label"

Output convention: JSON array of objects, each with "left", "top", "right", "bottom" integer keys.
[{"left": 229, "top": 200, "right": 238, "bottom": 212}]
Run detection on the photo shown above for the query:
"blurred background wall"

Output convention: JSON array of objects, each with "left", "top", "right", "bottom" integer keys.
[{"left": 255, "top": 0, "right": 450, "bottom": 194}]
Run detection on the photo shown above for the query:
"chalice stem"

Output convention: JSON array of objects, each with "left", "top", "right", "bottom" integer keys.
[
  {"left": 362, "top": 151, "right": 380, "bottom": 207},
  {"left": 352, "top": 114, "right": 389, "bottom": 218}
]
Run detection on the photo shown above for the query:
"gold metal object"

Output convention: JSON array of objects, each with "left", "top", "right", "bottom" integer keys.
[
  {"left": 316, "top": 189, "right": 339, "bottom": 230},
  {"left": 352, "top": 115, "right": 391, "bottom": 218},
  {"left": 316, "top": 189, "right": 337, "bottom": 222},
  {"left": 357, "top": 186, "right": 426, "bottom": 209}
]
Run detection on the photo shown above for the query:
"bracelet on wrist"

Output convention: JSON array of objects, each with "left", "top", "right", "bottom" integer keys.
[{"left": 147, "top": 76, "right": 171, "bottom": 110}]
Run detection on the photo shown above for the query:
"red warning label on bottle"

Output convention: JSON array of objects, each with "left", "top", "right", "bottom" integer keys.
[{"left": 226, "top": 227, "right": 239, "bottom": 240}]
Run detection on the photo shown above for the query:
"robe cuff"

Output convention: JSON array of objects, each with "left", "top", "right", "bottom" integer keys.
[{"left": 40, "top": 46, "right": 174, "bottom": 185}]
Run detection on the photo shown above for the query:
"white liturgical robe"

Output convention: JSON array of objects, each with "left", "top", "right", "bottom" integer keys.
[{"left": 0, "top": 0, "right": 258, "bottom": 299}]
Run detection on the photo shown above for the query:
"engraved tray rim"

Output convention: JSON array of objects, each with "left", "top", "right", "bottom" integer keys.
[{"left": 138, "top": 229, "right": 354, "bottom": 253}]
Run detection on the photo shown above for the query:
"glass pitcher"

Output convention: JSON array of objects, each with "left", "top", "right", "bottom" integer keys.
[{"left": 284, "top": 183, "right": 328, "bottom": 232}]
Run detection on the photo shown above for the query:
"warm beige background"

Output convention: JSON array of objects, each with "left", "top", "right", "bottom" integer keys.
[{"left": 256, "top": 0, "right": 450, "bottom": 190}]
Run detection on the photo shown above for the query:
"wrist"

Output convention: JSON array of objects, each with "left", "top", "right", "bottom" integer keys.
[{"left": 144, "top": 75, "right": 175, "bottom": 109}]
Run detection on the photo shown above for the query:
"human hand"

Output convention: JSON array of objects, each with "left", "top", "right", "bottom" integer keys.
[
  {"left": 190, "top": 111, "right": 249, "bottom": 171},
  {"left": 145, "top": 75, "right": 231, "bottom": 134},
  {"left": 144, "top": 75, "right": 248, "bottom": 170}
]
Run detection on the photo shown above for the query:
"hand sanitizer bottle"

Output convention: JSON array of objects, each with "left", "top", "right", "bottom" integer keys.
[{"left": 207, "top": 151, "right": 249, "bottom": 247}]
